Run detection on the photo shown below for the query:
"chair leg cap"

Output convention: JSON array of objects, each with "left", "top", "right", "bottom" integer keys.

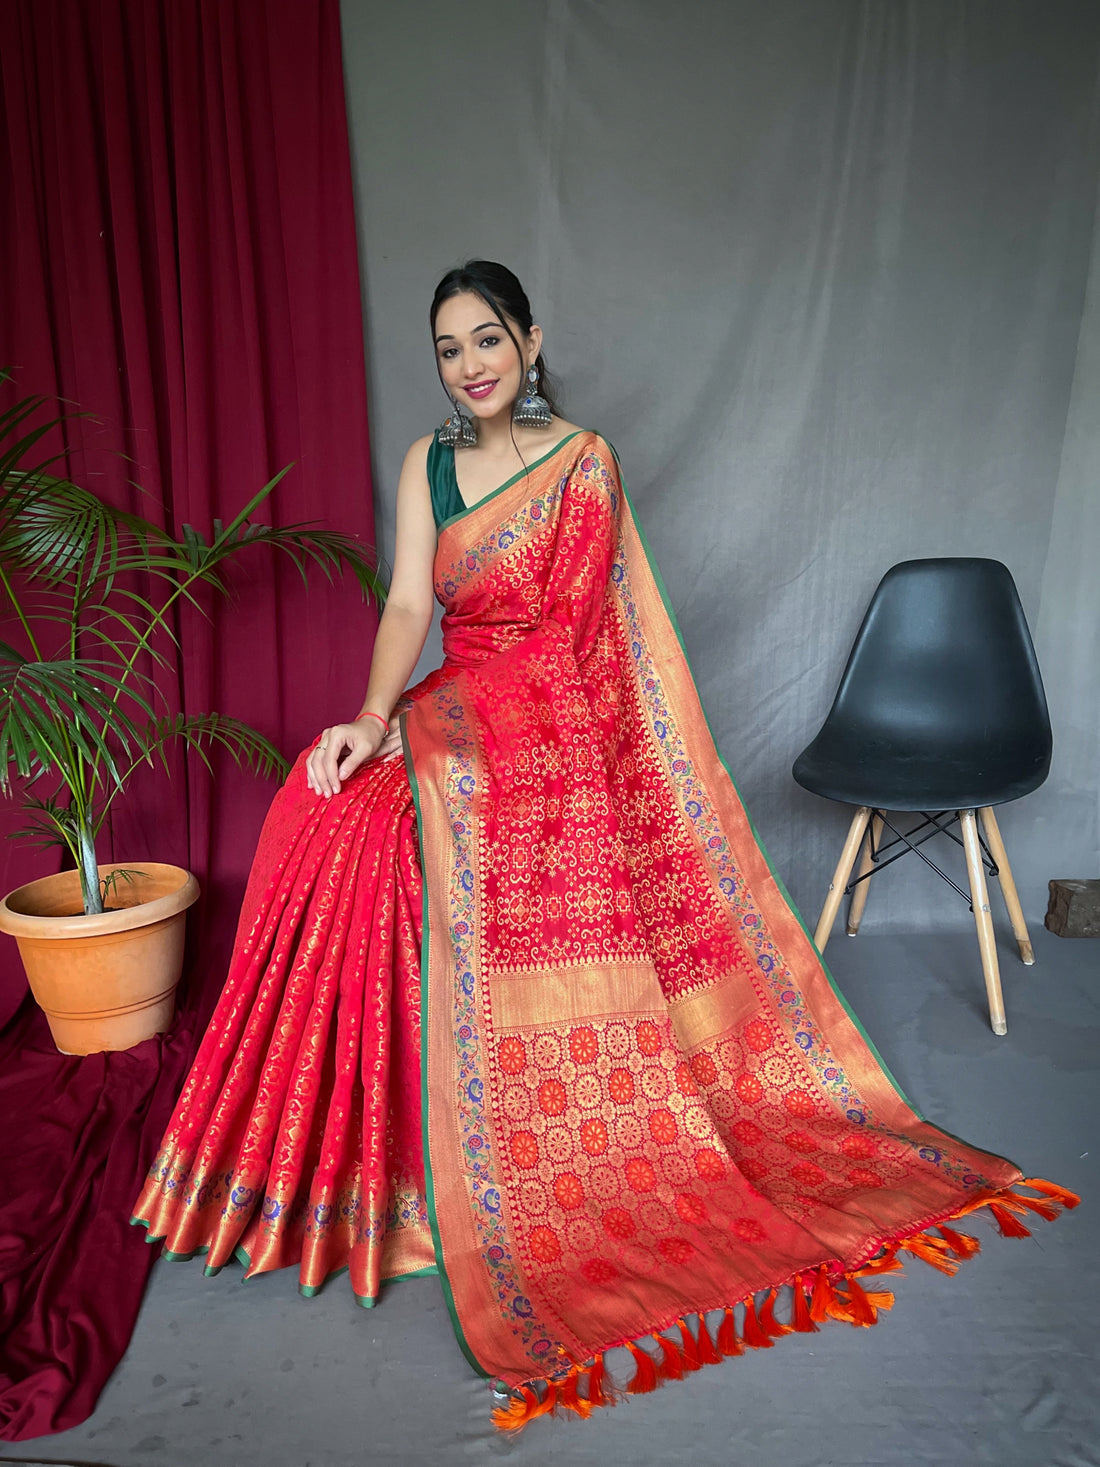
[{"left": 992, "top": 1020, "right": 1008, "bottom": 1036}]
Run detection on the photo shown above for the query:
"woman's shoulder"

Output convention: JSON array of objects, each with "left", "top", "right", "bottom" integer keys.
[
  {"left": 560, "top": 425, "right": 619, "bottom": 469},
  {"left": 405, "top": 431, "right": 436, "bottom": 464},
  {"left": 548, "top": 421, "right": 614, "bottom": 455}
]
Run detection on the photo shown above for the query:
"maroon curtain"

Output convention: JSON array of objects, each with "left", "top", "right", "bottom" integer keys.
[{"left": 0, "top": 0, "right": 376, "bottom": 1438}]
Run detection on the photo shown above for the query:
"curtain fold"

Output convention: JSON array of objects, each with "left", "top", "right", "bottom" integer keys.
[{"left": 0, "top": 0, "right": 375, "bottom": 1438}]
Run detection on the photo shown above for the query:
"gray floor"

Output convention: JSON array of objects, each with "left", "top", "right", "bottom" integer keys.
[{"left": 3, "top": 925, "right": 1096, "bottom": 1467}]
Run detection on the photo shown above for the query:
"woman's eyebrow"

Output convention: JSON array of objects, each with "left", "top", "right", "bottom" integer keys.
[{"left": 434, "top": 320, "right": 503, "bottom": 343}]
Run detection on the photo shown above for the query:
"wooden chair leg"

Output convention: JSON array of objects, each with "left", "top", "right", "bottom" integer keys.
[
  {"left": 960, "top": 808, "right": 1007, "bottom": 1036},
  {"left": 846, "top": 811, "right": 884, "bottom": 936},
  {"left": 979, "top": 807, "right": 1035, "bottom": 965},
  {"left": 814, "top": 806, "right": 872, "bottom": 954}
]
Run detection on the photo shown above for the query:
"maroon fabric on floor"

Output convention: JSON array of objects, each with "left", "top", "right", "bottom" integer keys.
[{"left": 0, "top": 0, "right": 376, "bottom": 1439}]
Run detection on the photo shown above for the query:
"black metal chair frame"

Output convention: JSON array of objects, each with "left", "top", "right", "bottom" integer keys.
[{"left": 846, "top": 811, "right": 1000, "bottom": 910}]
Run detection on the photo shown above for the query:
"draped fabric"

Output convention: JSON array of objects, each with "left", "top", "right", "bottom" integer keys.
[
  {"left": 134, "top": 433, "right": 1074, "bottom": 1421},
  {"left": 132, "top": 746, "right": 437, "bottom": 1302},
  {"left": 0, "top": 0, "right": 374, "bottom": 1438},
  {"left": 408, "top": 434, "right": 1072, "bottom": 1406}
]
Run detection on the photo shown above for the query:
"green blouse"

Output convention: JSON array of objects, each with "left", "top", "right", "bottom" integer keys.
[{"left": 426, "top": 431, "right": 464, "bottom": 528}]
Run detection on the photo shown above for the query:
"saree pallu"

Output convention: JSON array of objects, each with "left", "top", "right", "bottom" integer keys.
[
  {"left": 135, "top": 430, "right": 1075, "bottom": 1419},
  {"left": 402, "top": 432, "right": 1074, "bottom": 1416}
]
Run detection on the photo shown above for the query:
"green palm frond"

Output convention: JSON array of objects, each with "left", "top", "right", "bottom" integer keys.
[
  {"left": 0, "top": 644, "right": 150, "bottom": 788},
  {"left": 10, "top": 791, "right": 82, "bottom": 853},
  {"left": 173, "top": 468, "right": 386, "bottom": 604},
  {"left": 212, "top": 522, "right": 387, "bottom": 602},
  {"left": 0, "top": 469, "right": 178, "bottom": 596},
  {"left": 117, "top": 711, "right": 290, "bottom": 785},
  {"left": 0, "top": 377, "right": 384, "bottom": 915}
]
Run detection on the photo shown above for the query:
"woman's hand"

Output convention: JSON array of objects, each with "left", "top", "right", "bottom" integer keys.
[{"left": 306, "top": 715, "right": 401, "bottom": 798}]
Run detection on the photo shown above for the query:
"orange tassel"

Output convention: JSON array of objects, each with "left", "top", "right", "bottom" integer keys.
[
  {"left": 625, "top": 1339, "right": 660, "bottom": 1395},
  {"left": 557, "top": 1366, "right": 592, "bottom": 1418},
  {"left": 695, "top": 1315, "right": 724, "bottom": 1365},
  {"left": 589, "top": 1353, "right": 619, "bottom": 1407},
  {"left": 858, "top": 1248, "right": 902, "bottom": 1275},
  {"left": 492, "top": 1384, "right": 542, "bottom": 1432},
  {"left": 791, "top": 1279, "right": 818, "bottom": 1334},
  {"left": 1012, "top": 1194, "right": 1061, "bottom": 1222},
  {"left": 677, "top": 1317, "right": 702, "bottom": 1371},
  {"left": 901, "top": 1233, "right": 960, "bottom": 1275},
  {"left": 989, "top": 1202, "right": 1032, "bottom": 1239},
  {"left": 717, "top": 1305, "right": 743, "bottom": 1355},
  {"left": 1021, "top": 1178, "right": 1080, "bottom": 1210},
  {"left": 656, "top": 1333, "right": 684, "bottom": 1381},
  {"left": 937, "top": 1225, "right": 981, "bottom": 1259},
  {"left": 759, "top": 1288, "right": 792, "bottom": 1337},
  {"left": 863, "top": 1289, "right": 895, "bottom": 1314},
  {"left": 740, "top": 1294, "right": 774, "bottom": 1349},
  {"left": 809, "top": 1265, "right": 834, "bottom": 1323},
  {"left": 843, "top": 1272, "right": 877, "bottom": 1327}
]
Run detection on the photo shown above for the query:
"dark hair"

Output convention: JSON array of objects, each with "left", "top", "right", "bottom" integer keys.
[{"left": 430, "top": 259, "right": 560, "bottom": 415}]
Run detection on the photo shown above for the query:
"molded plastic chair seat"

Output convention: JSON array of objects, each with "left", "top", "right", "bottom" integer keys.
[
  {"left": 793, "top": 558, "right": 1051, "bottom": 811},
  {"left": 793, "top": 558, "right": 1052, "bottom": 1036},
  {"left": 793, "top": 731, "right": 1050, "bottom": 812}
]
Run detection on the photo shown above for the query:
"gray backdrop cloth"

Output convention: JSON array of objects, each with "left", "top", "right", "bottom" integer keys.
[{"left": 340, "top": 0, "right": 1100, "bottom": 934}]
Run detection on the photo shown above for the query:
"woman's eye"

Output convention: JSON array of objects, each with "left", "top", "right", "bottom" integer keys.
[
  {"left": 479, "top": 336, "right": 500, "bottom": 349},
  {"left": 440, "top": 347, "right": 458, "bottom": 360}
]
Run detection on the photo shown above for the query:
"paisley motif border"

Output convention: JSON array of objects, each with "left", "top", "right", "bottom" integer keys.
[{"left": 606, "top": 467, "right": 1000, "bottom": 1192}]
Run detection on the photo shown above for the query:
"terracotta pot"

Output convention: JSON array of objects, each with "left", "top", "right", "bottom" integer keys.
[{"left": 0, "top": 862, "right": 200, "bottom": 1055}]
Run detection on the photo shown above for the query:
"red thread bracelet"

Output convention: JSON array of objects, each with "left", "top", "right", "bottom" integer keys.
[{"left": 357, "top": 710, "right": 389, "bottom": 732}]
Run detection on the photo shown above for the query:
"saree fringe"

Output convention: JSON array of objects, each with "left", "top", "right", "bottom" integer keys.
[{"left": 491, "top": 1178, "right": 1078, "bottom": 1431}]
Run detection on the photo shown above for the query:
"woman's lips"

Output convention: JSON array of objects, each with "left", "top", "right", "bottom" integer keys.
[{"left": 463, "top": 379, "right": 499, "bottom": 400}]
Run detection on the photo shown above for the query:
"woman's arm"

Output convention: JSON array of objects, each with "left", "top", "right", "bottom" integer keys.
[{"left": 307, "top": 437, "right": 438, "bottom": 797}]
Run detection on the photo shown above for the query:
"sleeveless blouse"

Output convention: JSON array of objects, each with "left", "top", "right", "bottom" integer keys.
[{"left": 426, "top": 431, "right": 464, "bottom": 528}]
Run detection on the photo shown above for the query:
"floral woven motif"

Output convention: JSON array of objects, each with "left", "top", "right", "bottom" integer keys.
[
  {"left": 135, "top": 431, "right": 1076, "bottom": 1418},
  {"left": 402, "top": 433, "right": 1074, "bottom": 1407}
]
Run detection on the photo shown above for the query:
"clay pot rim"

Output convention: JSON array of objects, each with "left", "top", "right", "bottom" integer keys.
[{"left": 0, "top": 861, "right": 200, "bottom": 940}]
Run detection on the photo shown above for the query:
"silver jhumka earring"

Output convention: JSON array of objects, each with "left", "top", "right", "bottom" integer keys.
[
  {"left": 512, "top": 365, "right": 553, "bottom": 428},
  {"left": 437, "top": 397, "right": 478, "bottom": 448}
]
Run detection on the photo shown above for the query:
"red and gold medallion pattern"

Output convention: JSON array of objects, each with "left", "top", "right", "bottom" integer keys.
[
  {"left": 403, "top": 432, "right": 1075, "bottom": 1405},
  {"left": 135, "top": 430, "right": 1076, "bottom": 1419}
]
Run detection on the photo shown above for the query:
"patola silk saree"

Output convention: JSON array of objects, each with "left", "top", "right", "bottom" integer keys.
[{"left": 134, "top": 431, "right": 1075, "bottom": 1423}]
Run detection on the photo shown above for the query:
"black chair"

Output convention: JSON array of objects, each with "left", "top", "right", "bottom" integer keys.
[{"left": 793, "top": 558, "right": 1052, "bottom": 1035}]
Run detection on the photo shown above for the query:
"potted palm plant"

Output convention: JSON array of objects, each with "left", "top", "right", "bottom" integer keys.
[{"left": 0, "top": 379, "right": 383, "bottom": 1053}]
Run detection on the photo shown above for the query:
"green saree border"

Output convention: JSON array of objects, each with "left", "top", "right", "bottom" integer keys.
[
  {"left": 604, "top": 440, "right": 926, "bottom": 1124},
  {"left": 401, "top": 715, "right": 489, "bottom": 1378},
  {"left": 133, "top": 1217, "right": 438, "bottom": 1301},
  {"left": 353, "top": 1263, "right": 440, "bottom": 1310},
  {"left": 438, "top": 430, "right": 583, "bottom": 532}
]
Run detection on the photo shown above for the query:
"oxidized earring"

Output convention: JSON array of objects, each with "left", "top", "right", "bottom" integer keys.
[
  {"left": 438, "top": 397, "right": 478, "bottom": 448},
  {"left": 513, "top": 366, "right": 553, "bottom": 428}
]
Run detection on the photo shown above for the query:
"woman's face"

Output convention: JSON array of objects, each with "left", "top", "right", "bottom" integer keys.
[{"left": 433, "top": 291, "right": 541, "bottom": 423}]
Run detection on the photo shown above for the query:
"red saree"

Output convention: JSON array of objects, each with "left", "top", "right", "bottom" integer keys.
[{"left": 134, "top": 430, "right": 1075, "bottom": 1421}]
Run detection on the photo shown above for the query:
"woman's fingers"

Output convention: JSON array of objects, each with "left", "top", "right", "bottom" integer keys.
[
  {"left": 321, "top": 729, "right": 351, "bottom": 795},
  {"left": 339, "top": 738, "right": 373, "bottom": 780},
  {"left": 307, "top": 721, "right": 395, "bottom": 796},
  {"left": 306, "top": 729, "right": 332, "bottom": 795}
]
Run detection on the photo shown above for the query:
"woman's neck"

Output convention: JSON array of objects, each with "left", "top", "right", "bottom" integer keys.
[{"left": 475, "top": 411, "right": 521, "bottom": 456}]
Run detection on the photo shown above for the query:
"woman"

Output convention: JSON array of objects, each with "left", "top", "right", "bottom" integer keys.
[{"left": 134, "top": 262, "right": 1074, "bottom": 1425}]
